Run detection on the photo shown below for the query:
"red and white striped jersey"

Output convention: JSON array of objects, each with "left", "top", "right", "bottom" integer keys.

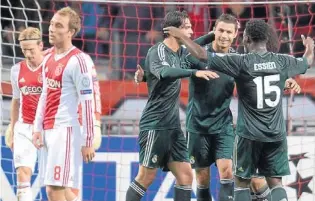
[
  {"left": 10, "top": 60, "right": 43, "bottom": 124},
  {"left": 33, "top": 47, "right": 95, "bottom": 147},
  {"left": 45, "top": 47, "right": 102, "bottom": 125}
]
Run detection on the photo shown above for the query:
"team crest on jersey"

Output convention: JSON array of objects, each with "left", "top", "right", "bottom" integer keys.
[
  {"left": 190, "top": 156, "right": 195, "bottom": 164},
  {"left": 38, "top": 73, "right": 43, "bottom": 83},
  {"left": 81, "top": 76, "right": 91, "bottom": 88},
  {"left": 152, "top": 155, "right": 158, "bottom": 163},
  {"left": 55, "top": 63, "right": 64, "bottom": 76}
]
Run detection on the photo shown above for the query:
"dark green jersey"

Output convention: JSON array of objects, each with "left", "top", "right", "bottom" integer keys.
[
  {"left": 206, "top": 52, "right": 308, "bottom": 142},
  {"left": 140, "top": 42, "right": 196, "bottom": 131},
  {"left": 185, "top": 44, "right": 235, "bottom": 134}
]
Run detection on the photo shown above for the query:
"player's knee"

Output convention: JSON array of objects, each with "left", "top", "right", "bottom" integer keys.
[
  {"left": 195, "top": 168, "right": 210, "bottom": 186},
  {"left": 16, "top": 166, "right": 32, "bottom": 182},
  {"left": 135, "top": 166, "right": 157, "bottom": 188},
  {"left": 251, "top": 177, "right": 267, "bottom": 192},
  {"left": 176, "top": 170, "right": 193, "bottom": 186},
  {"left": 235, "top": 176, "right": 251, "bottom": 188},
  {"left": 218, "top": 165, "right": 233, "bottom": 179},
  {"left": 266, "top": 177, "right": 282, "bottom": 189},
  {"left": 217, "top": 159, "right": 233, "bottom": 179},
  {"left": 46, "top": 185, "right": 66, "bottom": 201}
]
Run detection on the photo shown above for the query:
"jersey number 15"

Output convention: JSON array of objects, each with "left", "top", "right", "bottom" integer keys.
[{"left": 253, "top": 74, "right": 281, "bottom": 109}]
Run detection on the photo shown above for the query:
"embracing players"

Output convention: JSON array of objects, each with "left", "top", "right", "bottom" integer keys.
[
  {"left": 125, "top": 10, "right": 219, "bottom": 201},
  {"left": 136, "top": 13, "right": 301, "bottom": 201},
  {"left": 164, "top": 19, "right": 314, "bottom": 201}
]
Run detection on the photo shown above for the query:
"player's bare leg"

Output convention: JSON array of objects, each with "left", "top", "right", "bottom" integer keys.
[
  {"left": 16, "top": 167, "right": 32, "bottom": 201},
  {"left": 125, "top": 165, "right": 157, "bottom": 201},
  {"left": 266, "top": 177, "right": 288, "bottom": 201},
  {"left": 168, "top": 161, "right": 193, "bottom": 201},
  {"left": 216, "top": 159, "right": 234, "bottom": 201},
  {"left": 195, "top": 167, "right": 212, "bottom": 201},
  {"left": 234, "top": 176, "right": 251, "bottom": 201},
  {"left": 65, "top": 188, "right": 80, "bottom": 201},
  {"left": 46, "top": 186, "right": 67, "bottom": 201},
  {"left": 250, "top": 177, "right": 271, "bottom": 201}
]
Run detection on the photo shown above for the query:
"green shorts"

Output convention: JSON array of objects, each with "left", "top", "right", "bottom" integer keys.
[
  {"left": 138, "top": 128, "right": 189, "bottom": 171},
  {"left": 187, "top": 124, "right": 235, "bottom": 168},
  {"left": 233, "top": 135, "right": 290, "bottom": 179}
]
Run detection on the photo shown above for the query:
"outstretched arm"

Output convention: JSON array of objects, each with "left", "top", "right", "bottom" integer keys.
[
  {"left": 163, "top": 26, "right": 208, "bottom": 61},
  {"left": 301, "top": 35, "right": 314, "bottom": 67}
]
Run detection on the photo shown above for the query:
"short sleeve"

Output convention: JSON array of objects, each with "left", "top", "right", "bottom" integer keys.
[
  {"left": 10, "top": 64, "right": 21, "bottom": 99},
  {"left": 278, "top": 54, "right": 308, "bottom": 78}
]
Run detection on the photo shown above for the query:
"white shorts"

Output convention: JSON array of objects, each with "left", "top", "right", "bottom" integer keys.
[
  {"left": 39, "top": 126, "right": 82, "bottom": 188},
  {"left": 13, "top": 121, "right": 37, "bottom": 172}
]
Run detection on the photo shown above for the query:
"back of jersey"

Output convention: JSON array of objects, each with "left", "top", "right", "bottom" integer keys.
[{"left": 235, "top": 52, "right": 308, "bottom": 142}]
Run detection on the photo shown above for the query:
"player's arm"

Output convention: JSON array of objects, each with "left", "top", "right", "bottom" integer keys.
[
  {"left": 6, "top": 65, "right": 20, "bottom": 149},
  {"left": 136, "top": 33, "right": 215, "bottom": 83},
  {"left": 193, "top": 31, "right": 215, "bottom": 47},
  {"left": 73, "top": 54, "right": 95, "bottom": 148},
  {"left": 164, "top": 26, "right": 243, "bottom": 77},
  {"left": 148, "top": 47, "right": 219, "bottom": 80},
  {"left": 91, "top": 67, "right": 102, "bottom": 150},
  {"left": 280, "top": 36, "right": 314, "bottom": 78},
  {"left": 9, "top": 65, "right": 20, "bottom": 129},
  {"left": 302, "top": 35, "right": 314, "bottom": 67},
  {"left": 164, "top": 26, "right": 208, "bottom": 61},
  {"left": 33, "top": 65, "right": 48, "bottom": 133}
]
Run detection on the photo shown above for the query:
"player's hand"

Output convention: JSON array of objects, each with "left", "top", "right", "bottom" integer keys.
[
  {"left": 163, "top": 26, "right": 184, "bottom": 39},
  {"left": 32, "top": 131, "right": 43, "bottom": 149},
  {"left": 81, "top": 146, "right": 95, "bottom": 163},
  {"left": 93, "top": 120, "right": 102, "bottom": 150},
  {"left": 208, "top": 31, "right": 215, "bottom": 42},
  {"left": 194, "top": 70, "right": 219, "bottom": 80},
  {"left": 301, "top": 35, "right": 314, "bottom": 49},
  {"left": 134, "top": 64, "right": 144, "bottom": 84},
  {"left": 285, "top": 78, "right": 301, "bottom": 93},
  {"left": 5, "top": 124, "right": 14, "bottom": 151}
]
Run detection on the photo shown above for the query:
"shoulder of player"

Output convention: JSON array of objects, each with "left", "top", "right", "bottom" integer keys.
[
  {"left": 10, "top": 61, "right": 23, "bottom": 75},
  {"left": 43, "top": 47, "right": 54, "bottom": 56},
  {"left": 68, "top": 51, "right": 94, "bottom": 71},
  {"left": 148, "top": 42, "right": 167, "bottom": 58}
]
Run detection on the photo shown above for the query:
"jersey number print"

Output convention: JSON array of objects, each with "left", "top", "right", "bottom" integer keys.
[{"left": 253, "top": 74, "right": 281, "bottom": 109}]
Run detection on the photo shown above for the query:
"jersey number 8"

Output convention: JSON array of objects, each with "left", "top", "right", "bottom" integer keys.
[{"left": 253, "top": 74, "right": 281, "bottom": 109}]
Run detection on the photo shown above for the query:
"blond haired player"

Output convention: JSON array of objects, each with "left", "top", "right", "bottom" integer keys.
[
  {"left": 32, "top": 7, "right": 95, "bottom": 201},
  {"left": 5, "top": 27, "right": 44, "bottom": 201}
]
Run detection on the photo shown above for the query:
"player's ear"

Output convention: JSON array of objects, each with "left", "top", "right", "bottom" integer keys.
[
  {"left": 233, "top": 29, "right": 238, "bottom": 39},
  {"left": 39, "top": 41, "right": 44, "bottom": 51},
  {"left": 69, "top": 29, "right": 76, "bottom": 38}
]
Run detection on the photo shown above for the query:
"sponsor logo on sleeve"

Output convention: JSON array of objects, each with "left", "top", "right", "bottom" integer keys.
[{"left": 80, "top": 89, "right": 92, "bottom": 95}]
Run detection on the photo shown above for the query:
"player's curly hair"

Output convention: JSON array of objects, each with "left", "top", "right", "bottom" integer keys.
[
  {"left": 162, "top": 10, "right": 189, "bottom": 38},
  {"left": 266, "top": 24, "right": 279, "bottom": 53},
  {"left": 245, "top": 19, "right": 269, "bottom": 43}
]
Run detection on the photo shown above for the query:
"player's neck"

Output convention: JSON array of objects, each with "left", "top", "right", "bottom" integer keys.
[
  {"left": 54, "top": 41, "right": 73, "bottom": 55},
  {"left": 212, "top": 42, "right": 229, "bottom": 53},
  {"left": 27, "top": 56, "right": 43, "bottom": 69},
  {"left": 163, "top": 37, "right": 180, "bottom": 52},
  {"left": 249, "top": 44, "right": 267, "bottom": 54}
]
